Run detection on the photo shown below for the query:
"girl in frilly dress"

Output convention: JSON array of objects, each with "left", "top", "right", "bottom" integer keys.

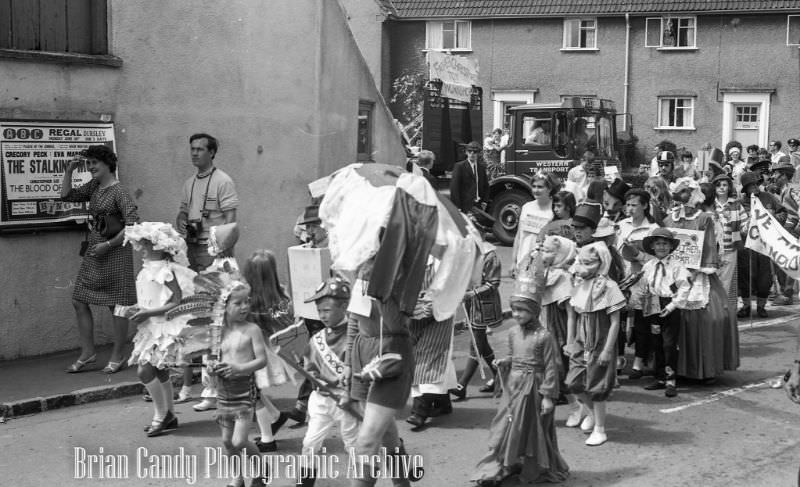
[
  {"left": 472, "top": 275, "right": 569, "bottom": 486},
  {"left": 125, "top": 222, "right": 197, "bottom": 437}
]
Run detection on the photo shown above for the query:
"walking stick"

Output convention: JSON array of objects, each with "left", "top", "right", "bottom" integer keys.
[{"left": 463, "top": 300, "right": 487, "bottom": 381}]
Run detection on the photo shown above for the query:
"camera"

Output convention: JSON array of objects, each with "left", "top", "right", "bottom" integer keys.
[{"left": 185, "top": 219, "right": 203, "bottom": 243}]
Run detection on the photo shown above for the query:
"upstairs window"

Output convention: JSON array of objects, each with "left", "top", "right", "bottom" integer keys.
[
  {"left": 646, "top": 16, "right": 696, "bottom": 49},
  {"left": 657, "top": 97, "right": 695, "bottom": 129},
  {"left": 426, "top": 20, "right": 471, "bottom": 51},
  {"left": 0, "top": 0, "right": 109, "bottom": 54},
  {"left": 563, "top": 18, "right": 597, "bottom": 49},
  {"left": 787, "top": 15, "right": 800, "bottom": 46}
]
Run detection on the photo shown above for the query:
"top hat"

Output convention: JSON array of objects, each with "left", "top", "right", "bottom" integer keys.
[
  {"left": 710, "top": 147, "right": 725, "bottom": 164},
  {"left": 299, "top": 205, "right": 322, "bottom": 225},
  {"left": 606, "top": 178, "right": 631, "bottom": 202},
  {"left": 740, "top": 171, "right": 762, "bottom": 191},
  {"left": 642, "top": 227, "right": 680, "bottom": 256},
  {"left": 572, "top": 203, "right": 601, "bottom": 229}
]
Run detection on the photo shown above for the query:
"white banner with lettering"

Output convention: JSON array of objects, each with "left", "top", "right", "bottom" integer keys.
[
  {"left": 428, "top": 51, "right": 478, "bottom": 103},
  {"left": 745, "top": 194, "right": 800, "bottom": 280}
]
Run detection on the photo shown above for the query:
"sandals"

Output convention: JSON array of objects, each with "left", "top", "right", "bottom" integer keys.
[
  {"left": 65, "top": 354, "right": 97, "bottom": 373},
  {"left": 103, "top": 356, "right": 128, "bottom": 374}
]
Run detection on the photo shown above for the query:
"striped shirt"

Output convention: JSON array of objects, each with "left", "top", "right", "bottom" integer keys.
[{"left": 714, "top": 197, "right": 746, "bottom": 253}]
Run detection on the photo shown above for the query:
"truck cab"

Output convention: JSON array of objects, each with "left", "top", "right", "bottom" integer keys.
[{"left": 487, "top": 97, "right": 621, "bottom": 244}]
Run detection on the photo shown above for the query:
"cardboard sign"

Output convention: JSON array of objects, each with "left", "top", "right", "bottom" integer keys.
[
  {"left": 0, "top": 120, "right": 116, "bottom": 227},
  {"left": 670, "top": 228, "right": 705, "bottom": 270},
  {"left": 288, "top": 245, "right": 332, "bottom": 320},
  {"left": 428, "top": 51, "right": 478, "bottom": 103},
  {"left": 746, "top": 195, "right": 800, "bottom": 280}
]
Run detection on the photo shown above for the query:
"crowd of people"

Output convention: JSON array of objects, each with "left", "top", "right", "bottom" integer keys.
[{"left": 56, "top": 133, "right": 800, "bottom": 487}]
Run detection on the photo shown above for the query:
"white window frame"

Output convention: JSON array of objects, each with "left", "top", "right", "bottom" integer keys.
[
  {"left": 645, "top": 16, "right": 697, "bottom": 49},
  {"left": 656, "top": 96, "right": 696, "bottom": 130},
  {"left": 425, "top": 20, "right": 472, "bottom": 52},
  {"left": 787, "top": 15, "right": 800, "bottom": 46},
  {"left": 562, "top": 18, "right": 598, "bottom": 50}
]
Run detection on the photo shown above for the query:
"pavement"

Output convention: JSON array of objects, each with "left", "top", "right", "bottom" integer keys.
[{"left": 1, "top": 243, "right": 798, "bottom": 421}]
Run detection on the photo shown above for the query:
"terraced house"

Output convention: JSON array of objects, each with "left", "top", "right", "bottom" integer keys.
[{"left": 379, "top": 0, "right": 800, "bottom": 166}]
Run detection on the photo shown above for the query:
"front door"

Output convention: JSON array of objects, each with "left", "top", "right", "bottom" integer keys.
[{"left": 732, "top": 104, "right": 760, "bottom": 148}]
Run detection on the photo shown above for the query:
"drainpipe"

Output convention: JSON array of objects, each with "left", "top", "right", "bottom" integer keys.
[{"left": 623, "top": 12, "right": 631, "bottom": 131}]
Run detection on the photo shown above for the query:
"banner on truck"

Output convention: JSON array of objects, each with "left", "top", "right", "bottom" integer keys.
[
  {"left": 0, "top": 121, "right": 116, "bottom": 228},
  {"left": 428, "top": 51, "right": 478, "bottom": 103}
]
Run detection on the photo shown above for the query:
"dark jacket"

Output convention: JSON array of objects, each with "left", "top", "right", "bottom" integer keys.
[
  {"left": 450, "top": 159, "right": 489, "bottom": 213},
  {"left": 467, "top": 250, "right": 503, "bottom": 327}
]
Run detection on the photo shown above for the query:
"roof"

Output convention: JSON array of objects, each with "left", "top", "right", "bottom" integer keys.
[{"left": 386, "top": 0, "right": 800, "bottom": 19}]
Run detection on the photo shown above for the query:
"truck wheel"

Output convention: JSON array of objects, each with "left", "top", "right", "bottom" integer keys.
[{"left": 490, "top": 189, "right": 530, "bottom": 245}]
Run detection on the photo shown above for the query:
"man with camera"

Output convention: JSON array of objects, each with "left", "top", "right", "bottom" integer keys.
[
  {"left": 176, "top": 133, "right": 239, "bottom": 410},
  {"left": 177, "top": 133, "right": 239, "bottom": 271}
]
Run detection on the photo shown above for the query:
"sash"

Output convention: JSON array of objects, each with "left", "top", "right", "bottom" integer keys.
[{"left": 311, "top": 328, "right": 346, "bottom": 376}]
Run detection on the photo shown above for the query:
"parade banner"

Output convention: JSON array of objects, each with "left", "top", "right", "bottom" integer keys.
[
  {"left": 670, "top": 228, "right": 705, "bottom": 270},
  {"left": 745, "top": 195, "right": 800, "bottom": 279},
  {"left": 428, "top": 51, "right": 478, "bottom": 103},
  {"left": 0, "top": 121, "right": 116, "bottom": 228}
]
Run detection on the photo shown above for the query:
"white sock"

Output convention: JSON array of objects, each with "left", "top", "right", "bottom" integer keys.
[
  {"left": 163, "top": 379, "right": 175, "bottom": 413},
  {"left": 180, "top": 385, "right": 192, "bottom": 395},
  {"left": 144, "top": 378, "right": 167, "bottom": 422},
  {"left": 255, "top": 407, "right": 276, "bottom": 442}
]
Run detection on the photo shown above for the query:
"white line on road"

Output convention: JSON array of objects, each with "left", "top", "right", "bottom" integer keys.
[{"left": 659, "top": 376, "right": 783, "bottom": 414}]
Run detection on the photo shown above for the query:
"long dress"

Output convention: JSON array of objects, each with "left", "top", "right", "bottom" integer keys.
[
  {"left": 62, "top": 179, "right": 139, "bottom": 306},
  {"left": 664, "top": 207, "right": 732, "bottom": 379},
  {"left": 473, "top": 326, "right": 569, "bottom": 484}
]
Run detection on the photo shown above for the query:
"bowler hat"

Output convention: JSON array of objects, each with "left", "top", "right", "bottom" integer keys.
[
  {"left": 642, "top": 227, "right": 680, "bottom": 256},
  {"left": 464, "top": 141, "right": 482, "bottom": 151},
  {"left": 300, "top": 205, "right": 322, "bottom": 225},
  {"left": 572, "top": 203, "right": 601, "bottom": 229},
  {"left": 606, "top": 178, "right": 632, "bottom": 202},
  {"left": 304, "top": 277, "right": 351, "bottom": 303},
  {"left": 712, "top": 173, "right": 733, "bottom": 186},
  {"left": 740, "top": 171, "right": 761, "bottom": 191}
]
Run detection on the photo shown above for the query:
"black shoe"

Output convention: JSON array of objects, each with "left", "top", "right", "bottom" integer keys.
[
  {"left": 255, "top": 439, "right": 278, "bottom": 452},
  {"left": 644, "top": 380, "right": 666, "bottom": 390},
  {"left": 737, "top": 306, "right": 751, "bottom": 318},
  {"left": 665, "top": 384, "right": 678, "bottom": 397},
  {"left": 628, "top": 369, "right": 644, "bottom": 380},
  {"left": 285, "top": 407, "right": 306, "bottom": 424},
  {"left": 405, "top": 413, "right": 427, "bottom": 430},
  {"left": 448, "top": 384, "right": 467, "bottom": 401},
  {"left": 271, "top": 412, "right": 289, "bottom": 435},
  {"left": 756, "top": 306, "right": 768, "bottom": 318},
  {"left": 478, "top": 380, "right": 495, "bottom": 393},
  {"left": 146, "top": 411, "right": 178, "bottom": 437}
]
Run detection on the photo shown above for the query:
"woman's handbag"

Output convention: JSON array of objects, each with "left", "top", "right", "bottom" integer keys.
[{"left": 95, "top": 213, "right": 124, "bottom": 238}]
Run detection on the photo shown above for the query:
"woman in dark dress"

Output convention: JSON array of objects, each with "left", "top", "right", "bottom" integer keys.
[{"left": 60, "top": 145, "right": 139, "bottom": 374}]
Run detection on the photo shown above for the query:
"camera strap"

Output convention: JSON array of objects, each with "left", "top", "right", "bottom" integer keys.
[{"left": 188, "top": 167, "right": 217, "bottom": 218}]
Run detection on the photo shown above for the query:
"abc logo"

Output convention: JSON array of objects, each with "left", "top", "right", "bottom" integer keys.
[{"left": 3, "top": 128, "right": 44, "bottom": 140}]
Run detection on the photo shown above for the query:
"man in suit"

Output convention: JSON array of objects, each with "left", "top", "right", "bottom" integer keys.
[{"left": 450, "top": 141, "right": 489, "bottom": 213}]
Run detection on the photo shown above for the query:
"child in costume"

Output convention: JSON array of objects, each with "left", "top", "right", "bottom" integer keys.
[
  {"left": 629, "top": 228, "right": 692, "bottom": 397},
  {"left": 536, "top": 235, "right": 579, "bottom": 422},
  {"left": 472, "top": 275, "right": 569, "bottom": 486},
  {"left": 125, "top": 222, "right": 197, "bottom": 437},
  {"left": 212, "top": 281, "right": 269, "bottom": 487},
  {"left": 241, "top": 249, "right": 295, "bottom": 452},
  {"left": 297, "top": 277, "right": 360, "bottom": 487},
  {"left": 450, "top": 241, "right": 503, "bottom": 400},
  {"left": 564, "top": 242, "right": 626, "bottom": 446}
]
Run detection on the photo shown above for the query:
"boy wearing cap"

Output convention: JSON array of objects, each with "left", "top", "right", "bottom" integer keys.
[
  {"left": 738, "top": 172, "right": 789, "bottom": 317},
  {"left": 450, "top": 141, "right": 489, "bottom": 214},
  {"left": 656, "top": 151, "right": 676, "bottom": 183},
  {"left": 629, "top": 229, "right": 692, "bottom": 397},
  {"left": 299, "top": 277, "right": 360, "bottom": 486}
]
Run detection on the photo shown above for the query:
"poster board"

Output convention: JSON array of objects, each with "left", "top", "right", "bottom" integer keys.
[
  {"left": 288, "top": 245, "right": 332, "bottom": 320},
  {"left": 0, "top": 120, "right": 116, "bottom": 229},
  {"left": 670, "top": 228, "right": 705, "bottom": 270}
]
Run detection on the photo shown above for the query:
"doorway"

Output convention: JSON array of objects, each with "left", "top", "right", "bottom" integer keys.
[{"left": 721, "top": 91, "right": 772, "bottom": 149}]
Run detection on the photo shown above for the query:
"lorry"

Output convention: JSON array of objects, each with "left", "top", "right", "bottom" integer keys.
[{"left": 419, "top": 81, "right": 623, "bottom": 244}]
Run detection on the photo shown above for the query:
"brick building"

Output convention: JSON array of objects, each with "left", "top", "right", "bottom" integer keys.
[{"left": 380, "top": 0, "right": 800, "bottom": 166}]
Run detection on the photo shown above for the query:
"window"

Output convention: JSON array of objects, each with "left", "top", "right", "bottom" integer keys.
[
  {"left": 657, "top": 97, "right": 695, "bottom": 129},
  {"left": 0, "top": 0, "right": 109, "bottom": 55},
  {"left": 646, "top": 16, "right": 696, "bottom": 48},
  {"left": 425, "top": 20, "right": 471, "bottom": 51},
  {"left": 735, "top": 105, "right": 759, "bottom": 130},
  {"left": 787, "top": 15, "right": 800, "bottom": 46},
  {"left": 522, "top": 115, "right": 552, "bottom": 147},
  {"left": 563, "top": 18, "right": 597, "bottom": 49},
  {"left": 357, "top": 101, "right": 374, "bottom": 161}
]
